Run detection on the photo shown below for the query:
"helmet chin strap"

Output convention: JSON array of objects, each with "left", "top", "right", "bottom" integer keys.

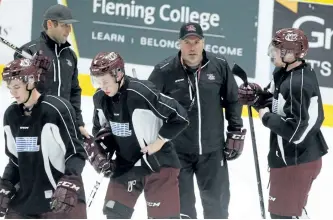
[
  {"left": 22, "top": 84, "right": 37, "bottom": 114},
  {"left": 23, "top": 84, "right": 35, "bottom": 104},
  {"left": 111, "top": 72, "right": 125, "bottom": 102},
  {"left": 115, "top": 71, "right": 125, "bottom": 93},
  {"left": 282, "top": 57, "right": 298, "bottom": 70}
]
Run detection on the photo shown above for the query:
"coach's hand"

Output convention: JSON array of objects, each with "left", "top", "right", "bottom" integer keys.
[{"left": 224, "top": 129, "right": 247, "bottom": 160}]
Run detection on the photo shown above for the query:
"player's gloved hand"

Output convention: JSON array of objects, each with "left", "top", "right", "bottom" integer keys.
[
  {"left": 224, "top": 129, "right": 247, "bottom": 160},
  {"left": 252, "top": 90, "right": 273, "bottom": 112},
  {"left": 50, "top": 175, "right": 82, "bottom": 213},
  {"left": 32, "top": 50, "right": 51, "bottom": 71},
  {"left": 0, "top": 178, "right": 16, "bottom": 217},
  {"left": 83, "top": 135, "right": 115, "bottom": 176},
  {"left": 238, "top": 83, "right": 262, "bottom": 105}
]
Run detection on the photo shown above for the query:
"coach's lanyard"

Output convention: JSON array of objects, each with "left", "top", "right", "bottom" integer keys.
[{"left": 181, "top": 58, "right": 202, "bottom": 111}]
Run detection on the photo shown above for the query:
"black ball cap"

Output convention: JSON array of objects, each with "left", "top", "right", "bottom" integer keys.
[
  {"left": 43, "top": 4, "right": 79, "bottom": 24},
  {"left": 179, "top": 22, "right": 204, "bottom": 40}
]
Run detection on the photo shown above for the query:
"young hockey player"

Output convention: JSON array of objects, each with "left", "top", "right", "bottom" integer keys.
[
  {"left": 238, "top": 28, "right": 328, "bottom": 219},
  {"left": 84, "top": 51, "right": 189, "bottom": 219},
  {"left": 148, "top": 22, "right": 246, "bottom": 219},
  {"left": 0, "top": 55, "right": 87, "bottom": 218}
]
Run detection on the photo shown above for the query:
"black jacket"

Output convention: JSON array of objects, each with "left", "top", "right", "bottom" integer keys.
[
  {"left": 92, "top": 76, "right": 189, "bottom": 179},
  {"left": 262, "top": 62, "right": 328, "bottom": 168},
  {"left": 2, "top": 95, "right": 87, "bottom": 215},
  {"left": 149, "top": 51, "right": 243, "bottom": 155},
  {"left": 14, "top": 31, "right": 84, "bottom": 127}
]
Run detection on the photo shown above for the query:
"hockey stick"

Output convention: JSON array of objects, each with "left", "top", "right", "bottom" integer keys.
[
  {"left": 87, "top": 172, "right": 105, "bottom": 209},
  {"left": 0, "top": 36, "right": 32, "bottom": 59},
  {"left": 232, "top": 64, "right": 266, "bottom": 219}
]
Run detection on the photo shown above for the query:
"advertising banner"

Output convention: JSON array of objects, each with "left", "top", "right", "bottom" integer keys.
[
  {"left": 32, "top": 0, "right": 259, "bottom": 77},
  {"left": 273, "top": 0, "right": 333, "bottom": 88}
]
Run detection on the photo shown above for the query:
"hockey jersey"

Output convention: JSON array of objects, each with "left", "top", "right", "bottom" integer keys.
[
  {"left": 92, "top": 76, "right": 189, "bottom": 179},
  {"left": 2, "top": 95, "right": 87, "bottom": 215},
  {"left": 262, "top": 62, "right": 328, "bottom": 168}
]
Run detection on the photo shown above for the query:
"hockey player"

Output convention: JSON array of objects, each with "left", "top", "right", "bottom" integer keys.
[
  {"left": 148, "top": 22, "right": 246, "bottom": 219},
  {"left": 0, "top": 55, "right": 87, "bottom": 218},
  {"left": 84, "top": 51, "right": 189, "bottom": 219},
  {"left": 238, "top": 28, "right": 328, "bottom": 219}
]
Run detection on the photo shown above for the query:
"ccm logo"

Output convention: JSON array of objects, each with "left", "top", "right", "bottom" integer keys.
[
  {"left": 231, "top": 134, "right": 245, "bottom": 140},
  {"left": 57, "top": 181, "right": 80, "bottom": 191},
  {"left": 147, "top": 202, "right": 161, "bottom": 207},
  {"left": 0, "top": 189, "right": 11, "bottom": 195}
]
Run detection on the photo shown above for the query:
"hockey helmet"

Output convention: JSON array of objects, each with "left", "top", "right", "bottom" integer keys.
[
  {"left": 90, "top": 52, "right": 125, "bottom": 77},
  {"left": 90, "top": 52, "right": 125, "bottom": 88},
  {"left": 1, "top": 53, "right": 51, "bottom": 84},
  {"left": 268, "top": 28, "right": 309, "bottom": 60}
]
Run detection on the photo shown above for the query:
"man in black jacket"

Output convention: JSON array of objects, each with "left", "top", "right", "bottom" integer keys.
[
  {"left": 148, "top": 22, "right": 246, "bottom": 219},
  {"left": 14, "top": 4, "right": 89, "bottom": 138},
  {"left": 239, "top": 28, "right": 328, "bottom": 219}
]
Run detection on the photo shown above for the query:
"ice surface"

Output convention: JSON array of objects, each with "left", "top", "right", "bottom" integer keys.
[{"left": 0, "top": 85, "right": 332, "bottom": 219}]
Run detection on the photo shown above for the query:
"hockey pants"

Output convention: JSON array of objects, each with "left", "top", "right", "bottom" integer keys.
[{"left": 103, "top": 167, "right": 180, "bottom": 219}]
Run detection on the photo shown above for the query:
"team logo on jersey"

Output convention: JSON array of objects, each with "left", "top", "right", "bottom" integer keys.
[
  {"left": 16, "top": 136, "right": 39, "bottom": 152},
  {"left": 207, "top": 73, "right": 215, "bottom": 80},
  {"left": 66, "top": 59, "right": 72, "bottom": 67},
  {"left": 109, "top": 121, "right": 132, "bottom": 137}
]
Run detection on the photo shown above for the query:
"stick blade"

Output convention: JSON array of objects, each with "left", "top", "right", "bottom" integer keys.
[{"left": 232, "top": 63, "right": 248, "bottom": 85}]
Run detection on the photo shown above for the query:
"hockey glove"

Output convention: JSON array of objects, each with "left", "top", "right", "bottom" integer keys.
[
  {"left": 0, "top": 178, "right": 16, "bottom": 217},
  {"left": 224, "top": 129, "right": 247, "bottom": 160},
  {"left": 238, "top": 83, "right": 262, "bottom": 105},
  {"left": 252, "top": 90, "right": 273, "bottom": 112},
  {"left": 83, "top": 135, "right": 115, "bottom": 176},
  {"left": 32, "top": 50, "right": 51, "bottom": 72},
  {"left": 50, "top": 175, "right": 82, "bottom": 213}
]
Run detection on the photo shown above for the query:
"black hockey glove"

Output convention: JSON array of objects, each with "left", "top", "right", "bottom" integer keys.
[
  {"left": 0, "top": 178, "right": 16, "bottom": 217},
  {"left": 50, "top": 175, "right": 82, "bottom": 213},
  {"left": 83, "top": 134, "right": 115, "bottom": 177},
  {"left": 224, "top": 129, "right": 247, "bottom": 160},
  {"left": 252, "top": 90, "right": 273, "bottom": 112}
]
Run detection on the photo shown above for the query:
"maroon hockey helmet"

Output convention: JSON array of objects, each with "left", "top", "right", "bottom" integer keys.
[
  {"left": 268, "top": 28, "right": 309, "bottom": 59},
  {"left": 2, "top": 57, "right": 48, "bottom": 84},
  {"left": 2, "top": 52, "right": 51, "bottom": 84},
  {"left": 90, "top": 52, "right": 125, "bottom": 77}
]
